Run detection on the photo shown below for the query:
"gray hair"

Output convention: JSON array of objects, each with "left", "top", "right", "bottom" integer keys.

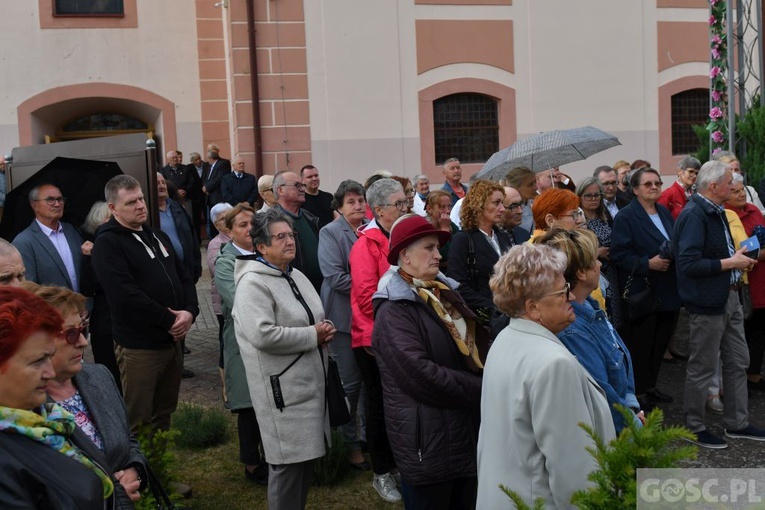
[
  {"left": 442, "top": 157, "right": 459, "bottom": 168},
  {"left": 413, "top": 174, "right": 429, "bottom": 185},
  {"left": 28, "top": 184, "right": 58, "bottom": 203},
  {"left": 712, "top": 150, "right": 736, "bottom": 161},
  {"left": 366, "top": 178, "right": 404, "bottom": 214},
  {"left": 331, "top": 179, "right": 366, "bottom": 210},
  {"left": 81, "top": 201, "right": 111, "bottom": 236},
  {"left": 210, "top": 202, "right": 234, "bottom": 224},
  {"left": 732, "top": 172, "right": 745, "bottom": 185},
  {"left": 189, "top": 152, "right": 201, "bottom": 161},
  {"left": 576, "top": 176, "right": 603, "bottom": 197},
  {"left": 250, "top": 208, "right": 294, "bottom": 248},
  {"left": 677, "top": 156, "right": 701, "bottom": 170},
  {"left": 272, "top": 170, "right": 296, "bottom": 195},
  {"left": 105, "top": 175, "right": 141, "bottom": 205},
  {"left": 696, "top": 160, "right": 730, "bottom": 192}
]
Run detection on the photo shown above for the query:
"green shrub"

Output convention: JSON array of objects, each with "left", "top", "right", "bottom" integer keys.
[
  {"left": 134, "top": 425, "right": 181, "bottom": 510},
  {"left": 312, "top": 429, "right": 350, "bottom": 486},
  {"left": 172, "top": 403, "right": 229, "bottom": 449}
]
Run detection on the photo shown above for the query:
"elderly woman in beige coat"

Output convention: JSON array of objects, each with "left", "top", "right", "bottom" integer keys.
[
  {"left": 233, "top": 208, "right": 336, "bottom": 510},
  {"left": 477, "top": 244, "right": 616, "bottom": 510}
]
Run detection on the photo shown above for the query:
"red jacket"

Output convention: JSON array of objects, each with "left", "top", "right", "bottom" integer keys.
[
  {"left": 726, "top": 203, "right": 765, "bottom": 308},
  {"left": 350, "top": 221, "right": 391, "bottom": 348},
  {"left": 657, "top": 180, "right": 688, "bottom": 219}
]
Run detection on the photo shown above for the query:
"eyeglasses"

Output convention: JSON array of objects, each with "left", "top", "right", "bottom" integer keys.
[
  {"left": 541, "top": 282, "right": 571, "bottom": 301},
  {"left": 35, "top": 196, "right": 67, "bottom": 205},
  {"left": 505, "top": 202, "right": 524, "bottom": 210},
  {"left": 582, "top": 193, "right": 603, "bottom": 200},
  {"left": 60, "top": 321, "right": 89, "bottom": 345},
  {"left": 381, "top": 200, "right": 408, "bottom": 212},
  {"left": 642, "top": 181, "right": 663, "bottom": 188},
  {"left": 600, "top": 180, "right": 618, "bottom": 187},
  {"left": 559, "top": 209, "right": 584, "bottom": 220},
  {"left": 683, "top": 169, "right": 699, "bottom": 176},
  {"left": 281, "top": 183, "right": 305, "bottom": 190},
  {"left": 271, "top": 231, "right": 296, "bottom": 242}
]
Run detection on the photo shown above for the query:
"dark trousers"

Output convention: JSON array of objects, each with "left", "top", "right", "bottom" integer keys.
[
  {"left": 90, "top": 333, "right": 122, "bottom": 395},
  {"left": 745, "top": 308, "right": 765, "bottom": 376},
  {"left": 217, "top": 314, "right": 225, "bottom": 369},
  {"left": 401, "top": 476, "right": 477, "bottom": 510},
  {"left": 237, "top": 407, "right": 264, "bottom": 466},
  {"left": 619, "top": 310, "right": 678, "bottom": 395},
  {"left": 192, "top": 198, "right": 205, "bottom": 242},
  {"left": 353, "top": 347, "right": 395, "bottom": 475},
  {"left": 268, "top": 460, "right": 315, "bottom": 510}
]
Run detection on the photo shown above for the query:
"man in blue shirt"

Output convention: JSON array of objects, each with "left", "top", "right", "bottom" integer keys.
[{"left": 441, "top": 158, "right": 468, "bottom": 206}]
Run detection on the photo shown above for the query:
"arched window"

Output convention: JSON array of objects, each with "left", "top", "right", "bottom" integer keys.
[
  {"left": 433, "top": 93, "right": 499, "bottom": 164},
  {"left": 671, "top": 88, "right": 708, "bottom": 155}
]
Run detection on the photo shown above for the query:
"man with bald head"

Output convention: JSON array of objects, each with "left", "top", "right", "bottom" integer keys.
[
  {"left": 501, "top": 186, "right": 531, "bottom": 246},
  {"left": 13, "top": 183, "right": 84, "bottom": 290},
  {"left": 0, "top": 239, "right": 25, "bottom": 286},
  {"left": 274, "top": 170, "right": 322, "bottom": 291},
  {"left": 221, "top": 157, "right": 258, "bottom": 206}
]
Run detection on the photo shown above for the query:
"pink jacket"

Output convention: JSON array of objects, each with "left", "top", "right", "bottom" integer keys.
[{"left": 350, "top": 221, "right": 390, "bottom": 349}]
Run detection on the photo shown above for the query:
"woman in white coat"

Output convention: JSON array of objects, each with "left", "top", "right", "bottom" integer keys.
[
  {"left": 233, "top": 208, "right": 337, "bottom": 510},
  {"left": 477, "top": 244, "right": 616, "bottom": 509}
]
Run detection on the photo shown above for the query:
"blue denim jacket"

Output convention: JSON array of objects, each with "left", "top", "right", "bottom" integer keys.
[{"left": 558, "top": 297, "right": 641, "bottom": 433}]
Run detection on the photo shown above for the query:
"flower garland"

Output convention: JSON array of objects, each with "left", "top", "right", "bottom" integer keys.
[{"left": 708, "top": 0, "right": 728, "bottom": 155}]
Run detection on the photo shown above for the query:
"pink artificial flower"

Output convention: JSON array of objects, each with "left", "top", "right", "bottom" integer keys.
[
  {"left": 712, "top": 130, "right": 725, "bottom": 143},
  {"left": 712, "top": 48, "right": 720, "bottom": 59},
  {"left": 710, "top": 66, "right": 722, "bottom": 78},
  {"left": 710, "top": 107, "right": 724, "bottom": 119},
  {"left": 712, "top": 147, "right": 723, "bottom": 156},
  {"left": 712, "top": 35, "right": 723, "bottom": 45},
  {"left": 712, "top": 90, "right": 722, "bottom": 101},
  {"left": 710, "top": 0, "right": 720, "bottom": 4},
  {"left": 709, "top": 15, "right": 717, "bottom": 25}
]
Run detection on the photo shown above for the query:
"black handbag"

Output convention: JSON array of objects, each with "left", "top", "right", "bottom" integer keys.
[
  {"left": 621, "top": 260, "right": 657, "bottom": 322},
  {"left": 145, "top": 462, "right": 177, "bottom": 510},
  {"left": 740, "top": 283, "right": 754, "bottom": 320},
  {"left": 320, "top": 351, "right": 351, "bottom": 427}
]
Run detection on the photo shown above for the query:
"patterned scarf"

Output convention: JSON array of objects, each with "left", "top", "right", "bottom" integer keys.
[
  {"left": 0, "top": 403, "right": 114, "bottom": 498},
  {"left": 398, "top": 269, "right": 483, "bottom": 369}
]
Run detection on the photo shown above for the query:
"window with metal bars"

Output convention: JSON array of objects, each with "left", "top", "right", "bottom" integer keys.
[
  {"left": 671, "top": 88, "right": 708, "bottom": 155},
  {"left": 434, "top": 93, "right": 499, "bottom": 164}
]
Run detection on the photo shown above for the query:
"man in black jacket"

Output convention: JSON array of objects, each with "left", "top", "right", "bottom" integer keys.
[
  {"left": 221, "top": 157, "right": 258, "bottom": 206},
  {"left": 92, "top": 175, "right": 199, "bottom": 433},
  {"left": 202, "top": 143, "right": 231, "bottom": 237}
]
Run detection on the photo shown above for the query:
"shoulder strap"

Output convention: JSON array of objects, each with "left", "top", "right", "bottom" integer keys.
[
  {"left": 466, "top": 232, "right": 477, "bottom": 288},
  {"left": 274, "top": 272, "right": 315, "bottom": 374}
]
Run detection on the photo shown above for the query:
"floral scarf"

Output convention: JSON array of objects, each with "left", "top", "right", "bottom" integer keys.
[
  {"left": 0, "top": 403, "right": 114, "bottom": 498},
  {"left": 398, "top": 268, "right": 483, "bottom": 369}
]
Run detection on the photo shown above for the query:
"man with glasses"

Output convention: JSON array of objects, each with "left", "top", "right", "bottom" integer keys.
[
  {"left": 273, "top": 170, "right": 322, "bottom": 292},
  {"left": 658, "top": 156, "right": 701, "bottom": 219},
  {"left": 13, "top": 183, "right": 85, "bottom": 290},
  {"left": 594, "top": 165, "right": 629, "bottom": 223},
  {"left": 501, "top": 186, "right": 531, "bottom": 245}
]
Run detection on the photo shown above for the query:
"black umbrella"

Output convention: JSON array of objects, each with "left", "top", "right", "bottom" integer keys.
[{"left": 0, "top": 157, "right": 123, "bottom": 241}]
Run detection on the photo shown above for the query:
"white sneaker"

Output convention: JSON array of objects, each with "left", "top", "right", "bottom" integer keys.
[
  {"left": 707, "top": 396, "right": 724, "bottom": 414},
  {"left": 372, "top": 473, "right": 402, "bottom": 503}
]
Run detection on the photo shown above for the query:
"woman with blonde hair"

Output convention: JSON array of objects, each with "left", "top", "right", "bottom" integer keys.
[
  {"left": 718, "top": 154, "right": 765, "bottom": 213},
  {"left": 447, "top": 180, "right": 511, "bottom": 326},
  {"left": 477, "top": 244, "right": 615, "bottom": 509}
]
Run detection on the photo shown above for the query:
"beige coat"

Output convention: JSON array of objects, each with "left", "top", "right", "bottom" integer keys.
[
  {"left": 232, "top": 258, "right": 330, "bottom": 465},
  {"left": 477, "top": 318, "right": 616, "bottom": 510}
]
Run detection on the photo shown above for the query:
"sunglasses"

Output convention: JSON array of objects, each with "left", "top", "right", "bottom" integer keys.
[{"left": 61, "top": 321, "right": 89, "bottom": 345}]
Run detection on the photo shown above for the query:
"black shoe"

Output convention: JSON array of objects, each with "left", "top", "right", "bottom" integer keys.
[
  {"left": 646, "top": 388, "right": 674, "bottom": 403},
  {"left": 684, "top": 430, "right": 728, "bottom": 449},
  {"left": 181, "top": 368, "right": 196, "bottom": 379},
  {"left": 183, "top": 345, "right": 192, "bottom": 354},
  {"left": 245, "top": 464, "right": 268, "bottom": 485},
  {"left": 725, "top": 424, "right": 765, "bottom": 441}
]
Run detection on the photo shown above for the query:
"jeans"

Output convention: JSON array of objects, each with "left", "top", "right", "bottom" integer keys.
[{"left": 329, "top": 332, "right": 366, "bottom": 451}]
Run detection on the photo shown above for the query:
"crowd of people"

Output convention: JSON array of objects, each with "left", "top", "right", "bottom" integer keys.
[{"left": 2, "top": 148, "right": 765, "bottom": 509}]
